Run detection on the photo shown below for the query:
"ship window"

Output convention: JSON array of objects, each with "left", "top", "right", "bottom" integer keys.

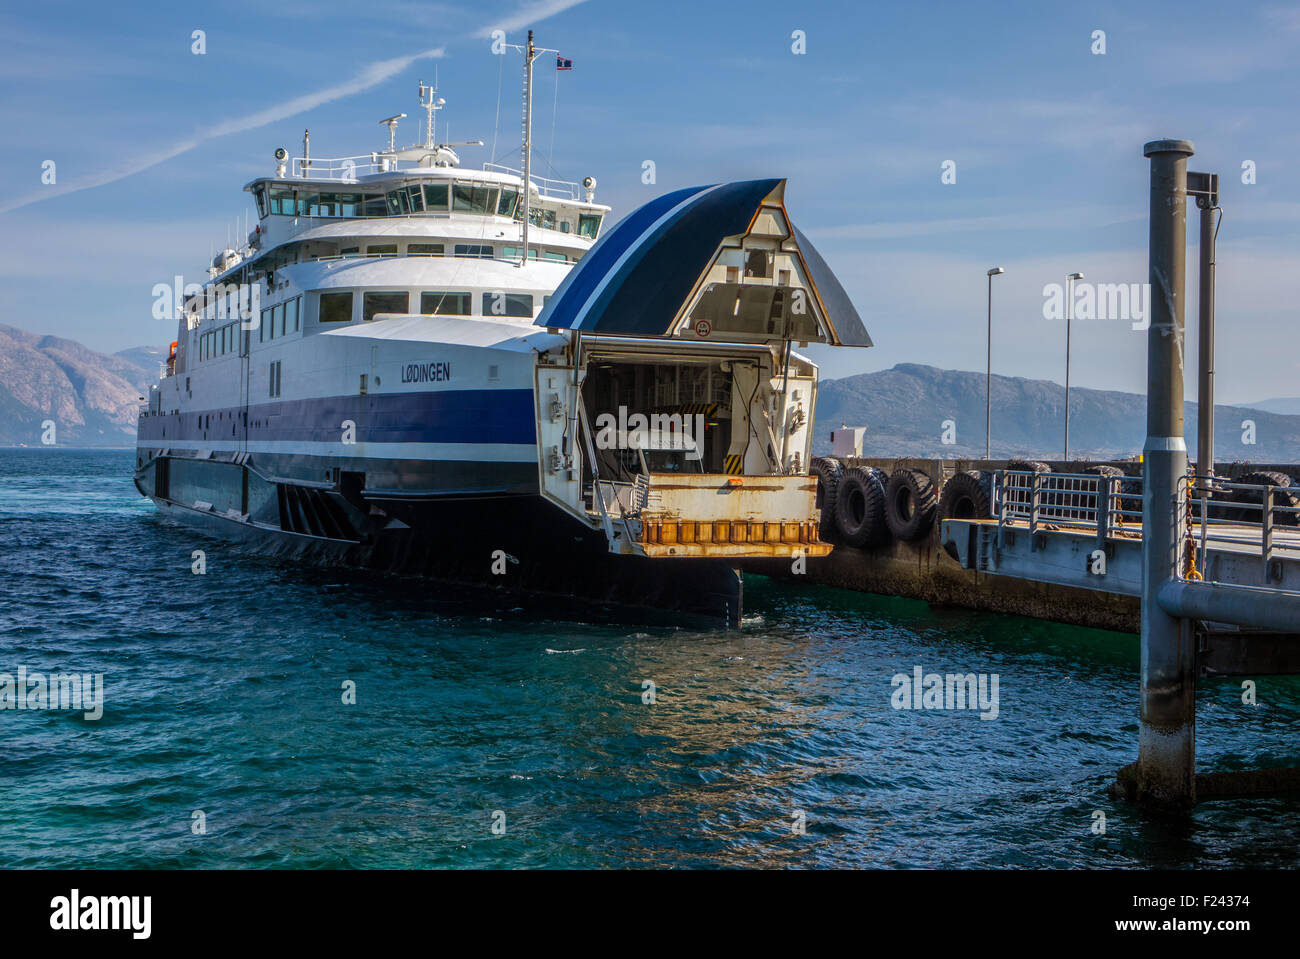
[
  {"left": 453, "top": 244, "right": 493, "bottom": 259},
  {"left": 367, "top": 244, "right": 398, "bottom": 257},
  {"left": 406, "top": 185, "right": 424, "bottom": 212},
  {"left": 287, "top": 297, "right": 300, "bottom": 332},
  {"left": 578, "top": 213, "right": 602, "bottom": 239},
  {"left": 528, "top": 207, "right": 557, "bottom": 230},
  {"left": 319, "top": 291, "right": 353, "bottom": 323},
  {"left": 423, "top": 183, "right": 449, "bottom": 211},
  {"left": 362, "top": 194, "right": 387, "bottom": 217},
  {"left": 453, "top": 183, "right": 497, "bottom": 214},
  {"left": 497, "top": 189, "right": 519, "bottom": 218},
  {"left": 501, "top": 246, "right": 539, "bottom": 260},
  {"left": 481, "top": 292, "right": 534, "bottom": 318},
  {"left": 269, "top": 189, "right": 295, "bottom": 215},
  {"left": 544, "top": 250, "right": 567, "bottom": 262},
  {"left": 254, "top": 186, "right": 268, "bottom": 218},
  {"left": 408, "top": 243, "right": 444, "bottom": 256},
  {"left": 340, "top": 247, "right": 360, "bottom": 258},
  {"left": 316, "top": 193, "right": 340, "bottom": 217},
  {"left": 296, "top": 193, "right": 319, "bottom": 217},
  {"left": 339, "top": 193, "right": 364, "bottom": 216},
  {"left": 420, "top": 292, "right": 471, "bottom": 315},
  {"left": 363, "top": 291, "right": 409, "bottom": 322},
  {"left": 260, "top": 307, "right": 271, "bottom": 341},
  {"left": 273, "top": 303, "right": 285, "bottom": 337},
  {"left": 386, "top": 190, "right": 411, "bottom": 215},
  {"left": 560, "top": 221, "right": 571, "bottom": 233}
]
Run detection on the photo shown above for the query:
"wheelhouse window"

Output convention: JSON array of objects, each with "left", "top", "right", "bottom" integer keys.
[
  {"left": 253, "top": 186, "right": 268, "bottom": 218},
  {"left": 528, "top": 207, "right": 556, "bottom": 230},
  {"left": 363, "top": 291, "right": 409, "bottom": 322},
  {"left": 339, "top": 194, "right": 364, "bottom": 216},
  {"left": 453, "top": 244, "right": 493, "bottom": 259},
  {"left": 453, "top": 183, "right": 499, "bottom": 215},
  {"left": 269, "top": 189, "right": 295, "bottom": 215},
  {"left": 423, "top": 183, "right": 449, "bottom": 211},
  {"left": 420, "top": 292, "right": 471, "bottom": 315},
  {"left": 481, "top": 292, "right": 534, "bottom": 318},
  {"left": 362, "top": 195, "right": 387, "bottom": 217},
  {"left": 578, "top": 213, "right": 602, "bottom": 239},
  {"left": 408, "top": 243, "right": 444, "bottom": 256},
  {"left": 319, "top": 291, "right": 353, "bottom": 323},
  {"left": 497, "top": 189, "right": 519, "bottom": 218}
]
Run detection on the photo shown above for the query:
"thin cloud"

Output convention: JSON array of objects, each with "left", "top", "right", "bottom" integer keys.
[
  {"left": 0, "top": 46, "right": 444, "bottom": 216},
  {"left": 475, "top": 0, "right": 589, "bottom": 37},
  {"left": 0, "top": 0, "right": 593, "bottom": 215}
]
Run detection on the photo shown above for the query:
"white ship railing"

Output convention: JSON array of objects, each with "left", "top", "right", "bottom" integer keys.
[{"left": 483, "top": 163, "right": 581, "bottom": 200}]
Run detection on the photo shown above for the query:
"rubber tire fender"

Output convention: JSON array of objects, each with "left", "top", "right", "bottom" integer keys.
[
  {"left": 834, "top": 466, "right": 889, "bottom": 548},
  {"left": 810, "top": 457, "right": 845, "bottom": 543},
  {"left": 885, "top": 468, "right": 938, "bottom": 541},
  {"left": 938, "top": 470, "right": 991, "bottom": 521},
  {"left": 1234, "top": 470, "right": 1300, "bottom": 527}
]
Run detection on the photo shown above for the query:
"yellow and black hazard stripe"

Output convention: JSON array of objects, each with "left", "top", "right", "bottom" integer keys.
[
  {"left": 651, "top": 403, "right": 719, "bottom": 417},
  {"left": 723, "top": 454, "right": 744, "bottom": 475}
]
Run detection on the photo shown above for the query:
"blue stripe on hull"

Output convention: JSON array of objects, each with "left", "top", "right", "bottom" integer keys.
[{"left": 138, "top": 388, "right": 537, "bottom": 446}]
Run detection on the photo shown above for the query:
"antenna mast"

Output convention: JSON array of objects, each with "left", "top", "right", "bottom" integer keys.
[
  {"left": 521, "top": 30, "right": 535, "bottom": 266},
  {"left": 503, "top": 30, "right": 557, "bottom": 267}
]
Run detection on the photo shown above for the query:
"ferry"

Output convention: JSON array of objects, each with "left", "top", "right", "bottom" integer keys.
[{"left": 134, "top": 34, "right": 873, "bottom": 625}]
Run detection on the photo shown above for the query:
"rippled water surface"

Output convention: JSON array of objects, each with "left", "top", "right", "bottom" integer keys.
[{"left": 2, "top": 449, "right": 1298, "bottom": 868}]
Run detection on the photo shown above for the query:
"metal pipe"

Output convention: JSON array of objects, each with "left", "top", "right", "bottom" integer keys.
[
  {"left": 1197, "top": 193, "right": 1217, "bottom": 490},
  {"left": 1138, "top": 138, "right": 1195, "bottom": 809},
  {"left": 1158, "top": 579, "right": 1300, "bottom": 634},
  {"left": 985, "top": 267, "right": 1003, "bottom": 460}
]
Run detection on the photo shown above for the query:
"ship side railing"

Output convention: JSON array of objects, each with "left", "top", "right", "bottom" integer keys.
[{"left": 482, "top": 163, "right": 581, "bottom": 200}]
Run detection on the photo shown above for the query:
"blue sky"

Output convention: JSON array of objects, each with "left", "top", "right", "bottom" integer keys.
[{"left": 1, "top": 0, "right": 1297, "bottom": 402}]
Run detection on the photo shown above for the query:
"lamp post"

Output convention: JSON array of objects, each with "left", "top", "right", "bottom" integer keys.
[
  {"left": 985, "top": 267, "right": 1005, "bottom": 460},
  {"left": 1064, "top": 271, "right": 1084, "bottom": 461}
]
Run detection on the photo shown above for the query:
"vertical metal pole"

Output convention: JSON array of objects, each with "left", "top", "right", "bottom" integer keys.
[
  {"left": 1064, "top": 281, "right": 1072, "bottom": 462},
  {"left": 986, "top": 274, "right": 993, "bottom": 460},
  {"left": 1196, "top": 189, "right": 1217, "bottom": 490},
  {"left": 520, "top": 30, "right": 534, "bottom": 266},
  {"left": 1138, "top": 138, "right": 1195, "bottom": 808}
]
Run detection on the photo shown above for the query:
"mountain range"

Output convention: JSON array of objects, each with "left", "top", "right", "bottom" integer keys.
[
  {"left": 814, "top": 362, "right": 1300, "bottom": 463},
  {"left": 1, "top": 324, "right": 1297, "bottom": 465}
]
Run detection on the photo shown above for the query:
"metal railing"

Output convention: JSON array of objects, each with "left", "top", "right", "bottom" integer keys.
[
  {"left": 987, "top": 469, "right": 1300, "bottom": 576},
  {"left": 482, "top": 162, "right": 581, "bottom": 200},
  {"left": 1179, "top": 475, "right": 1300, "bottom": 576},
  {"left": 992, "top": 470, "right": 1143, "bottom": 540}
]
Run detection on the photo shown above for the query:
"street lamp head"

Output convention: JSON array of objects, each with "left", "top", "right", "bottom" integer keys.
[
  {"left": 1067, "top": 272, "right": 1084, "bottom": 280},
  {"left": 987, "top": 267, "right": 1005, "bottom": 276}
]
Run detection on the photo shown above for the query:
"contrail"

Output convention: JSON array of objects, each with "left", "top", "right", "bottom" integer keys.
[
  {"left": 475, "top": 0, "right": 590, "bottom": 37},
  {"left": 2, "top": 0, "right": 591, "bottom": 215}
]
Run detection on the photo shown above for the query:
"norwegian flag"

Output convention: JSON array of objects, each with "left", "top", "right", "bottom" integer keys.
[{"left": 556, "top": 55, "right": 573, "bottom": 70}]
